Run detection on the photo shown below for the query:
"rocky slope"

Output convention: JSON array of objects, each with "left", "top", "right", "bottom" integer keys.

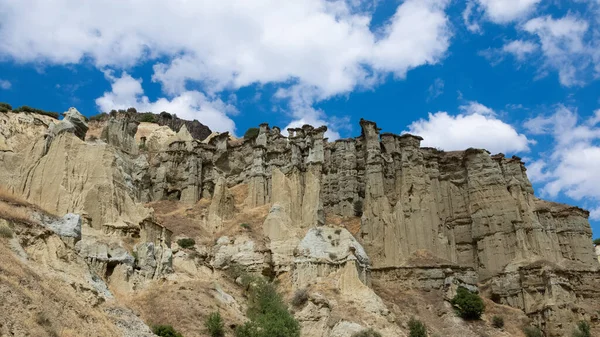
[{"left": 0, "top": 108, "right": 598, "bottom": 337}]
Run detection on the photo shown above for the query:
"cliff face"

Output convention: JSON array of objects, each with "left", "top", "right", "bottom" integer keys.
[
  {"left": 1, "top": 110, "right": 598, "bottom": 337},
  {"left": 128, "top": 117, "right": 596, "bottom": 276}
]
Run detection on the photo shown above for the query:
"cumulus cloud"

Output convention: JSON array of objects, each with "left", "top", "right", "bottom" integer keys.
[
  {"left": 0, "top": 79, "right": 11, "bottom": 89},
  {"left": 523, "top": 105, "right": 600, "bottom": 219},
  {"left": 523, "top": 15, "right": 592, "bottom": 86},
  {"left": 0, "top": 0, "right": 452, "bottom": 133},
  {"left": 459, "top": 101, "right": 496, "bottom": 116},
  {"left": 406, "top": 102, "right": 531, "bottom": 154},
  {"left": 475, "top": 0, "right": 540, "bottom": 23},
  {"left": 502, "top": 40, "right": 539, "bottom": 61},
  {"left": 95, "top": 72, "right": 237, "bottom": 134}
]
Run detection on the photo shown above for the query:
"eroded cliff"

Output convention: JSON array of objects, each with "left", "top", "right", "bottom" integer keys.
[{"left": 1, "top": 109, "right": 598, "bottom": 337}]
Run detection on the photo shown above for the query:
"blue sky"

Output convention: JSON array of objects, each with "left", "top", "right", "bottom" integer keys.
[{"left": 1, "top": 0, "right": 599, "bottom": 236}]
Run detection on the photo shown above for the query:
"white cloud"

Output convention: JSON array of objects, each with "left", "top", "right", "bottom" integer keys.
[
  {"left": 95, "top": 72, "right": 237, "bottom": 134},
  {"left": 427, "top": 78, "right": 444, "bottom": 101},
  {"left": 459, "top": 101, "right": 496, "bottom": 116},
  {"left": 406, "top": 102, "right": 531, "bottom": 154},
  {"left": 502, "top": 40, "right": 538, "bottom": 61},
  {"left": 525, "top": 159, "right": 552, "bottom": 183},
  {"left": 476, "top": 0, "right": 540, "bottom": 23},
  {"left": 524, "top": 105, "right": 600, "bottom": 219},
  {"left": 463, "top": 1, "right": 482, "bottom": 33},
  {"left": 0, "top": 79, "right": 11, "bottom": 89},
  {"left": 523, "top": 15, "right": 592, "bottom": 86},
  {"left": 591, "top": 208, "right": 600, "bottom": 221},
  {"left": 0, "top": 0, "right": 452, "bottom": 132}
]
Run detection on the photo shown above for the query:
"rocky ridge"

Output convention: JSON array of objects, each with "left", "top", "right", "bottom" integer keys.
[{"left": 0, "top": 109, "right": 598, "bottom": 337}]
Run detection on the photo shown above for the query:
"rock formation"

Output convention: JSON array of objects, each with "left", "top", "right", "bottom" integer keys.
[{"left": 0, "top": 109, "right": 598, "bottom": 337}]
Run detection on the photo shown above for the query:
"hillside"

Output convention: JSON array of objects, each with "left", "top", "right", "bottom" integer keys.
[{"left": 0, "top": 107, "right": 599, "bottom": 337}]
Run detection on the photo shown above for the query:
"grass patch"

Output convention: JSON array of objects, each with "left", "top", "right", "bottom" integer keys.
[
  {"left": 408, "top": 318, "right": 427, "bottom": 337},
  {"left": 351, "top": 328, "right": 382, "bottom": 337},
  {"left": 152, "top": 324, "right": 184, "bottom": 337}
]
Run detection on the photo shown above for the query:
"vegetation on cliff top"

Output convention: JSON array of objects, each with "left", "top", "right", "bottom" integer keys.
[{"left": 0, "top": 102, "right": 59, "bottom": 119}]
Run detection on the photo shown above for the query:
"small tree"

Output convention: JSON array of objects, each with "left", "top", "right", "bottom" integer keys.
[
  {"left": 451, "top": 287, "right": 485, "bottom": 320},
  {"left": 244, "top": 127, "right": 260, "bottom": 140},
  {"left": 593, "top": 238, "right": 600, "bottom": 246},
  {"left": 235, "top": 276, "right": 300, "bottom": 337},
  {"left": 573, "top": 321, "right": 591, "bottom": 337},
  {"left": 152, "top": 325, "right": 183, "bottom": 337},
  {"left": 492, "top": 316, "right": 504, "bottom": 329},
  {"left": 408, "top": 318, "right": 427, "bottom": 337},
  {"left": 205, "top": 312, "right": 225, "bottom": 337}
]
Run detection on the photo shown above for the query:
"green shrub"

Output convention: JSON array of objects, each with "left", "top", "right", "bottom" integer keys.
[
  {"left": 127, "top": 107, "right": 137, "bottom": 113},
  {"left": 492, "top": 316, "right": 504, "bottom": 329},
  {"left": 234, "top": 276, "right": 300, "bottom": 337},
  {"left": 139, "top": 112, "right": 157, "bottom": 123},
  {"left": 205, "top": 312, "right": 225, "bottom": 337},
  {"left": 593, "top": 238, "right": 600, "bottom": 246},
  {"left": 152, "top": 325, "right": 183, "bottom": 337},
  {"left": 0, "top": 102, "right": 12, "bottom": 112},
  {"left": 573, "top": 321, "right": 591, "bottom": 337},
  {"left": 523, "top": 326, "right": 543, "bottom": 337},
  {"left": 177, "top": 238, "right": 195, "bottom": 249},
  {"left": 244, "top": 127, "right": 260, "bottom": 140},
  {"left": 0, "top": 225, "right": 14, "bottom": 238},
  {"left": 351, "top": 328, "right": 382, "bottom": 337},
  {"left": 408, "top": 318, "right": 427, "bottom": 337},
  {"left": 240, "top": 223, "right": 250, "bottom": 230},
  {"left": 13, "top": 105, "right": 59, "bottom": 119},
  {"left": 291, "top": 288, "right": 309, "bottom": 307},
  {"left": 89, "top": 112, "right": 108, "bottom": 122},
  {"left": 451, "top": 287, "right": 485, "bottom": 320}
]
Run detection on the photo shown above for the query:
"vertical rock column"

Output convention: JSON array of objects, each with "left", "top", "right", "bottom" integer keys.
[
  {"left": 358, "top": 120, "right": 395, "bottom": 267},
  {"left": 464, "top": 150, "right": 527, "bottom": 278},
  {"left": 247, "top": 145, "right": 268, "bottom": 207},
  {"left": 393, "top": 134, "right": 450, "bottom": 260},
  {"left": 180, "top": 154, "right": 201, "bottom": 204},
  {"left": 302, "top": 126, "right": 327, "bottom": 228},
  {"left": 326, "top": 139, "right": 359, "bottom": 217}
]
